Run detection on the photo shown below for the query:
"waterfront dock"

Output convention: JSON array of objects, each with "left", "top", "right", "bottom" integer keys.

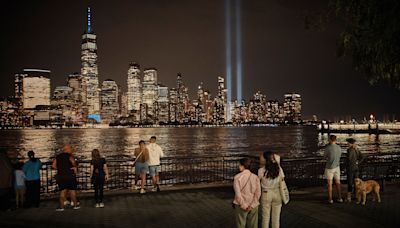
[{"left": 1, "top": 183, "right": 399, "bottom": 228}]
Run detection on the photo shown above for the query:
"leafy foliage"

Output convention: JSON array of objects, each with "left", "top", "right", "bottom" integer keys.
[{"left": 333, "top": 0, "right": 400, "bottom": 88}]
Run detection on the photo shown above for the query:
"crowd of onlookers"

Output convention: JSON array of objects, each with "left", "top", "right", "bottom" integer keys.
[{"left": 0, "top": 136, "right": 164, "bottom": 212}]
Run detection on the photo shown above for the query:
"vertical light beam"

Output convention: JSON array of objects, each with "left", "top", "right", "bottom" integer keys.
[
  {"left": 235, "top": 0, "right": 242, "bottom": 102},
  {"left": 225, "top": 0, "right": 232, "bottom": 121}
]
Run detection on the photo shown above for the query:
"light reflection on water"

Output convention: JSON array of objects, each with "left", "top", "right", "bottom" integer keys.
[{"left": 1, "top": 126, "right": 399, "bottom": 162}]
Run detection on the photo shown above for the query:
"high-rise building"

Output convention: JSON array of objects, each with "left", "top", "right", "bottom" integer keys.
[
  {"left": 51, "top": 86, "right": 74, "bottom": 123},
  {"left": 15, "top": 69, "right": 51, "bottom": 110},
  {"left": 283, "top": 93, "right": 302, "bottom": 122},
  {"left": 81, "top": 7, "right": 100, "bottom": 119},
  {"left": 169, "top": 88, "right": 178, "bottom": 123},
  {"left": 67, "top": 73, "right": 87, "bottom": 124},
  {"left": 127, "top": 62, "right": 141, "bottom": 122},
  {"left": 100, "top": 79, "right": 119, "bottom": 123},
  {"left": 142, "top": 68, "right": 157, "bottom": 123},
  {"left": 155, "top": 85, "right": 169, "bottom": 124},
  {"left": 176, "top": 73, "right": 185, "bottom": 123},
  {"left": 213, "top": 76, "right": 227, "bottom": 124},
  {"left": 120, "top": 92, "right": 129, "bottom": 118}
]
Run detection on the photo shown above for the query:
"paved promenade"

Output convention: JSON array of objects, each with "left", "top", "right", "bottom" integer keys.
[{"left": 0, "top": 183, "right": 399, "bottom": 228}]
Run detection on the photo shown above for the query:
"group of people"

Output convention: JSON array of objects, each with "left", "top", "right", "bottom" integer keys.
[
  {"left": 0, "top": 149, "right": 42, "bottom": 211},
  {"left": 0, "top": 135, "right": 164, "bottom": 212},
  {"left": 52, "top": 135, "right": 164, "bottom": 211},
  {"left": 233, "top": 135, "right": 364, "bottom": 228},
  {"left": 233, "top": 151, "right": 285, "bottom": 228},
  {"left": 324, "top": 134, "right": 364, "bottom": 203}
]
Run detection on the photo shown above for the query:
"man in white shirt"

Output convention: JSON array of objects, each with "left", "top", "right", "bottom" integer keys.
[{"left": 147, "top": 136, "right": 164, "bottom": 192}]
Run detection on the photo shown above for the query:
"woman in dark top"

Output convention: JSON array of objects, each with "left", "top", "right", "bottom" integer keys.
[{"left": 90, "top": 149, "right": 109, "bottom": 208}]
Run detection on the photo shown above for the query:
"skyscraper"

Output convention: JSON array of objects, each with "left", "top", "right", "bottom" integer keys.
[
  {"left": 127, "top": 62, "right": 141, "bottom": 122},
  {"left": 100, "top": 79, "right": 119, "bottom": 123},
  {"left": 142, "top": 68, "right": 157, "bottom": 123},
  {"left": 81, "top": 7, "right": 100, "bottom": 120},
  {"left": 67, "top": 73, "right": 87, "bottom": 124},
  {"left": 213, "top": 76, "right": 227, "bottom": 124},
  {"left": 15, "top": 69, "right": 51, "bottom": 110},
  {"left": 283, "top": 93, "right": 302, "bottom": 122},
  {"left": 155, "top": 84, "right": 169, "bottom": 124}
]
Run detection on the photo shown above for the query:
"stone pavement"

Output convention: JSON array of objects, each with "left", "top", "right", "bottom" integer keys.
[{"left": 0, "top": 183, "right": 399, "bottom": 228}]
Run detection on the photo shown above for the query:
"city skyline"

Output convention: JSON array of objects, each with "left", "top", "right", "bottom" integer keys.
[{"left": 1, "top": 0, "right": 400, "bottom": 120}]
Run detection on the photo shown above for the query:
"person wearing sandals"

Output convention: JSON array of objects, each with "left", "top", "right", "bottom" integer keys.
[
  {"left": 258, "top": 151, "right": 285, "bottom": 228},
  {"left": 90, "top": 149, "right": 109, "bottom": 208},
  {"left": 233, "top": 158, "right": 261, "bottom": 228},
  {"left": 134, "top": 140, "right": 149, "bottom": 194}
]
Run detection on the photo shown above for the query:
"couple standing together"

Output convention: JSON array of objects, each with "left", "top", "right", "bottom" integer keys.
[
  {"left": 233, "top": 151, "right": 285, "bottom": 228},
  {"left": 133, "top": 136, "right": 164, "bottom": 194}
]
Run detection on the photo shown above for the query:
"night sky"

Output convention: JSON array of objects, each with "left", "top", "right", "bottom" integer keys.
[{"left": 1, "top": 0, "right": 400, "bottom": 120}]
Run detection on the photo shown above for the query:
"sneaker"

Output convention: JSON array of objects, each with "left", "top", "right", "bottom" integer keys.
[
  {"left": 95, "top": 203, "right": 100, "bottom": 208},
  {"left": 152, "top": 187, "right": 157, "bottom": 192},
  {"left": 56, "top": 207, "right": 65, "bottom": 211},
  {"left": 73, "top": 206, "right": 80, "bottom": 210},
  {"left": 140, "top": 188, "right": 146, "bottom": 194},
  {"left": 134, "top": 185, "right": 141, "bottom": 190},
  {"left": 328, "top": 200, "right": 333, "bottom": 204},
  {"left": 99, "top": 203, "right": 104, "bottom": 208},
  {"left": 63, "top": 201, "right": 70, "bottom": 206},
  {"left": 337, "top": 198, "right": 343, "bottom": 203}
]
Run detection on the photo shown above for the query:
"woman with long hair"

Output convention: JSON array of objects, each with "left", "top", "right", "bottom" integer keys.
[
  {"left": 258, "top": 151, "right": 285, "bottom": 228},
  {"left": 90, "top": 149, "right": 109, "bottom": 208},
  {"left": 23, "top": 150, "right": 42, "bottom": 208}
]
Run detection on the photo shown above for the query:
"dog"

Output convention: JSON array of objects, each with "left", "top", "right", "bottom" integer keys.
[{"left": 354, "top": 178, "right": 381, "bottom": 205}]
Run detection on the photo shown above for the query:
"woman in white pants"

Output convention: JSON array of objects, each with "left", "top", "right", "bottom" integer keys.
[{"left": 258, "top": 151, "right": 285, "bottom": 228}]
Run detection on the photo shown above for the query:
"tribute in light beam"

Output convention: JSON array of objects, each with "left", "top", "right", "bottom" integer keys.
[
  {"left": 235, "top": 0, "right": 242, "bottom": 102},
  {"left": 225, "top": 0, "right": 233, "bottom": 121}
]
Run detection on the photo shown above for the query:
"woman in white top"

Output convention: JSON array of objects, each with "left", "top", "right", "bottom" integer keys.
[{"left": 258, "top": 151, "right": 285, "bottom": 228}]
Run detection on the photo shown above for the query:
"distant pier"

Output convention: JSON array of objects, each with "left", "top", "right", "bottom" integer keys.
[{"left": 318, "top": 122, "right": 400, "bottom": 134}]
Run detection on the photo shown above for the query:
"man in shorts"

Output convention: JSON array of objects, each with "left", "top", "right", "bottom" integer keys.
[
  {"left": 52, "top": 144, "right": 80, "bottom": 211},
  {"left": 147, "top": 136, "right": 164, "bottom": 192},
  {"left": 324, "top": 135, "right": 343, "bottom": 204}
]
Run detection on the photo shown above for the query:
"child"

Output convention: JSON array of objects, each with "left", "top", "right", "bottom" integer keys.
[{"left": 14, "top": 162, "right": 26, "bottom": 208}]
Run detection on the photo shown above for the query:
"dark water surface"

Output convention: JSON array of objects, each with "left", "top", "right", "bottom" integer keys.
[{"left": 0, "top": 126, "right": 399, "bottom": 161}]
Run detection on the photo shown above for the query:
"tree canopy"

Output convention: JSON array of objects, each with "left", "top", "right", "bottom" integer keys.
[{"left": 308, "top": 0, "right": 400, "bottom": 89}]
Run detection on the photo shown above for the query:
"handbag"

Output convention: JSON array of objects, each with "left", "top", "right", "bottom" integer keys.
[{"left": 279, "top": 178, "right": 290, "bottom": 204}]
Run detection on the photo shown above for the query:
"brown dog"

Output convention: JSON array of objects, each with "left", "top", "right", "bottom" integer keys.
[{"left": 354, "top": 178, "right": 381, "bottom": 205}]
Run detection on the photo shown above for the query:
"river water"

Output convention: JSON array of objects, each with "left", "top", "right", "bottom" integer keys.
[{"left": 1, "top": 126, "right": 399, "bottom": 161}]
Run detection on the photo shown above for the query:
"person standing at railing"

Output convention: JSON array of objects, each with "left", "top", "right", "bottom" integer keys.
[
  {"left": 134, "top": 140, "right": 149, "bottom": 194},
  {"left": 147, "top": 136, "right": 164, "bottom": 192},
  {"left": 233, "top": 158, "right": 261, "bottom": 228},
  {"left": 324, "top": 135, "right": 343, "bottom": 204},
  {"left": 345, "top": 138, "right": 364, "bottom": 202},
  {"left": 90, "top": 149, "right": 109, "bottom": 208},
  {"left": 14, "top": 162, "right": 26, "bottom": 209},
  {"left": 52, "top": 144, "right": 80, "bottom": 211},
  {"left": 0, "top": 148, "right": 13, "bottom": 211},
  {"left": 23, "top": 150, "right": 42, "bottom": 208},
  {"left": 258, "top": 151, "right": 285, "bottom": 228}
]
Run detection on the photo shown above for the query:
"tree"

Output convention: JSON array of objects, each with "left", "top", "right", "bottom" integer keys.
[{"left": 307, "top": 0, "right": 400, "bottom": 89}]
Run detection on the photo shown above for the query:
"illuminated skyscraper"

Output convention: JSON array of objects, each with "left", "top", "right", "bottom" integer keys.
[
  {"left": 100, "top": 79, "right": 119, "bottom": 123},
  {"left": 81, "top": 7, "right": 100, "bottom": 119},
  {"left": 142, "top": 68, "right": 157, "bottom": 123},
  {"left": 67, "top": 73, "right": 87, "bottom": 124},
  {"left": 155, "top": 85, "right": 169, "bottom": 124},
  {"left": 176, "top": 73, "right": 185, "bottom": 123},
  {"left": 213, "top": 76, "right": 227, "bottom": 124},
  {"left": 127, "top": 62, "right": 141, "bottom": 122},
  {"left": 15, "top": 69, "right": 51, "bottom": 110},
  {"left": 283, "top": 93, "right": 302, "bottom": 122},
  {"left": 169, "top": 88, "right": 178, "bottom": 123}
]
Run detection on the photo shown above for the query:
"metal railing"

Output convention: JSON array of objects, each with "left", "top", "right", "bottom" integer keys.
[{"left": 38, "top": 154, "right": 400, "bottom": 195}]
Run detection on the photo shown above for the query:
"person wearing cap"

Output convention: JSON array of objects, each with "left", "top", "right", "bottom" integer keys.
[
  {"left": 346, "top": 138, "right": 364, "bottom": 202},
  {"left": 23, "top": 150, "right": 42, "bottom": 208}
]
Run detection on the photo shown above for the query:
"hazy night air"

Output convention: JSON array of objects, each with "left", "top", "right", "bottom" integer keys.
[{"left": 1, "top": 0, "right": 400, "bottom": 120}]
